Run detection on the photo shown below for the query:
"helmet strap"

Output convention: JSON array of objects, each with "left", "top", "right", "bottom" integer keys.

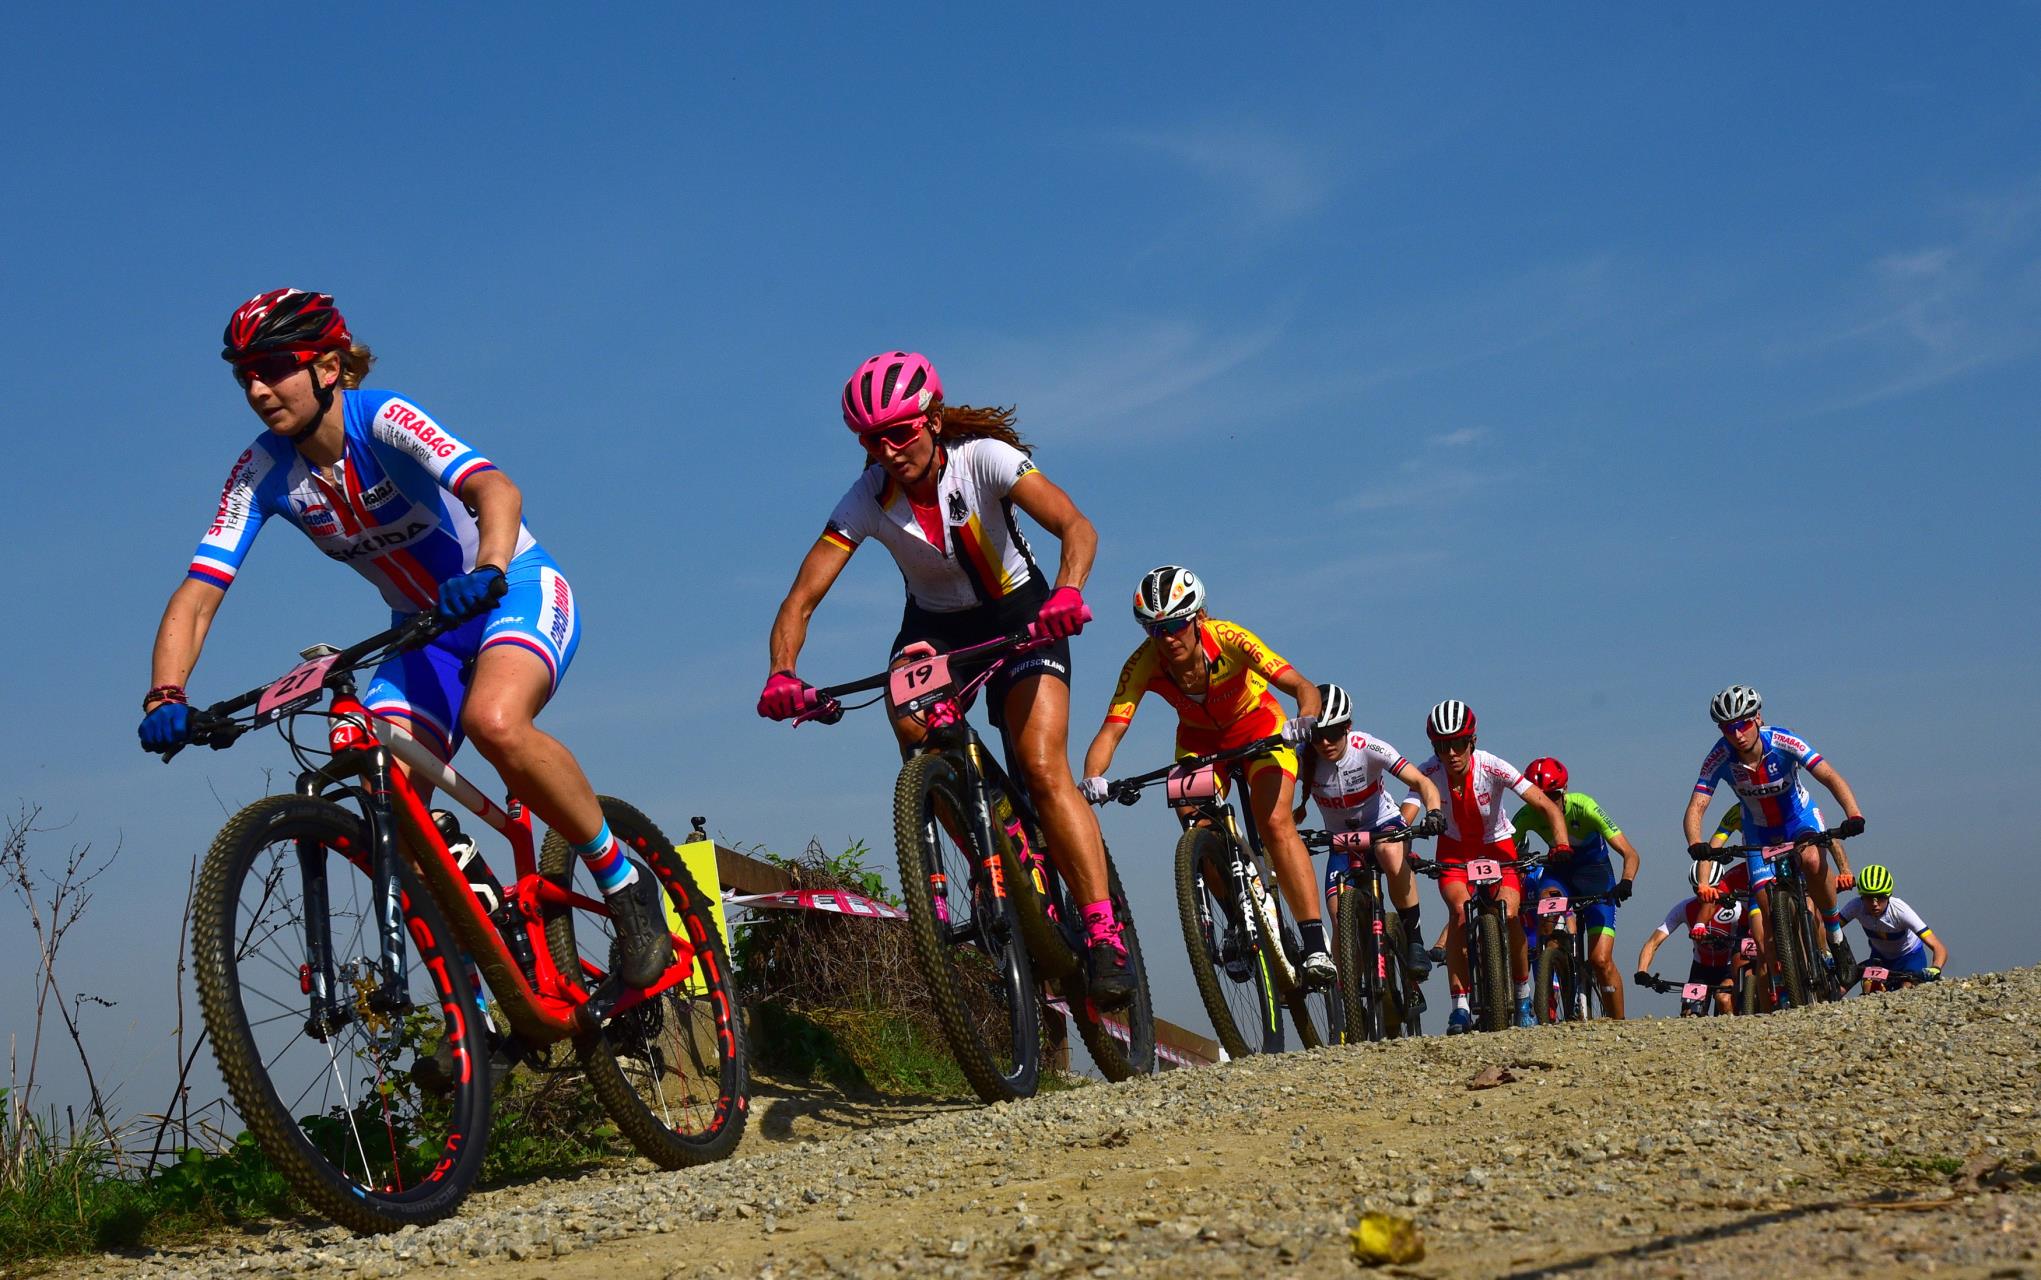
[{"left": 291, "top": 361, "right": 339, "bottom": 441}]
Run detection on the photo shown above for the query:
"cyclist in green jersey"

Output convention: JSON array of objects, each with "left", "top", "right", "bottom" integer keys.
[{"left": 1511, "top": 758, "right": 1642, "bottom": 1019}]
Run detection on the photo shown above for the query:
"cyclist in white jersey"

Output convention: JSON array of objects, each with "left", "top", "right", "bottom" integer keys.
[
  {"left": 759, "top": 353, "right": 1132, "bottom": 1005},
  {"left": 1840, "top": 864, "right": 1946, "bottom": 991},
  {"left": 1292, "top": 684, "right": 1444, "bottom": 976}
]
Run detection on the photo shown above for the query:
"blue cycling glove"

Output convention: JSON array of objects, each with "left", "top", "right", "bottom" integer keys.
[
  {"left": 437, "top": 565, "right": 505, "bottom": 623},
  {"left": 139, "top": 702, "right": 191, "bottom": 753}
]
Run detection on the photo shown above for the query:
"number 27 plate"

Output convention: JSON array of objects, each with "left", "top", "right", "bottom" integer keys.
[{"left": 255, "top": 655, "right": 338, "bottom": 724}]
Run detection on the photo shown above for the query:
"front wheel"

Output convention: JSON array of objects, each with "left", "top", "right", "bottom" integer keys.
[
  {"left": 894, "top": 754, "right": 1040, "bottom": 1103},
  {"left": 1255, "top": 872, "right": 1334, "bottom": 1050},
  {"left": 193, "top": 795, "right": 490, "bottom": 1233},
  {"left": 1769, "top": 889, "right": 1814, "bottom": 1010},
  {"left": 1062, "top": 845, "right": 1156, "bottom": 1082},
  {"left": 1473, "top": 905, "right": 1511, "bottom": 1034},
  {"left": 1532, "top": 941, "right": 1573, "bottom": 1026},
  {"left": 1176, "top": 826, "right": 1282, "bottom": 1058},
  {"left": 1333, "top": 885, "right": 1381, "bottom": 1044},
  {"left": 541, "top": 798, "right": 748, "bottom": 1167}
]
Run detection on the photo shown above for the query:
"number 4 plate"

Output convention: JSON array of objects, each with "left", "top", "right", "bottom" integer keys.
[
  {"left": 1681, "top": 982, "right": 1713, "bottom": 1001},
  {"left": 255, "top": 654, "right": 338, "bottom": 724}
]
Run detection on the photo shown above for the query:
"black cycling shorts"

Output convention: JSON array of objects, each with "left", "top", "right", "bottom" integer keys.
[{"left": 890, "top": 585, "right": 1070, "bottom": 732}]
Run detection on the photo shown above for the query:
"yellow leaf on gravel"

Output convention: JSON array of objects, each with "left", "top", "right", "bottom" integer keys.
[{"left": 1351, "top": 1212, "right": 1425, "bottom": 1266}]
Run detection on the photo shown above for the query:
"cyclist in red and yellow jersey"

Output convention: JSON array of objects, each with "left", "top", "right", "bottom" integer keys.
[{"left": 1079, "top": 566, "right": 1332, "bottom": 984}]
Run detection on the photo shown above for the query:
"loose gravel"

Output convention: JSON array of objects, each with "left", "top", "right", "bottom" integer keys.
[{"left": 78, "top": 968, "right": 2041, "bottom": 1278}]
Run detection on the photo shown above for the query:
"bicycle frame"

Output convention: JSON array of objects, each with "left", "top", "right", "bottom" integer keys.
[{"left": 294, "top": 682, "right": 698, "bottom": 1048}]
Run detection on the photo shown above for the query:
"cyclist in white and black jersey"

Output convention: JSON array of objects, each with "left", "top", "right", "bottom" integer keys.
[
  {"left": 759, "top": 352, "right": 1132, "bottom": 1005},
  {"left": 1292, "top": 684, "right": 1444, "bottom": 976}
]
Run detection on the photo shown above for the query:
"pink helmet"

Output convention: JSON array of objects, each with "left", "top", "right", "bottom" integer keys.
[{"left": 842, "top": 351, "right": 942, "bottom": 433}]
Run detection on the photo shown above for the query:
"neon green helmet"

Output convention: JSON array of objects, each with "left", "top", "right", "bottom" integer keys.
[{"left": 1857, "top": 864, "right": 1895, "bottom": 896}]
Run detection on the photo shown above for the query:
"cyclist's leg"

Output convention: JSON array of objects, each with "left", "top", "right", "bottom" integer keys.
[
  {"left": 1440, "top": 875, "right": 1473, "bottom": 996},
  {"left": 1244, "top": 750, "right": 1318, "bottom": 929},
  {"left": 1499, "top": 877, "right": 1529, "bottom": 984},
  {"left": 998, "top": 669, "right": 1106, "bottom": 903},
  {"left": 1588, "top": 925, "right": 1623, "bottom": 1018}
]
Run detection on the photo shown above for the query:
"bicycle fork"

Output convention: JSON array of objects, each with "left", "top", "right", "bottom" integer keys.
[{"left": 296, "top": 754, "right": 414, "bottom": 1040}]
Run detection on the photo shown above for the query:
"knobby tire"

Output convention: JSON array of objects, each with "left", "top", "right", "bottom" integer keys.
[
  {"left": 1061, "top": 846, "right": 1156, "bottom": 1082},
  {"left": 1175, "top": 826, "right": 1280, "bottom": 1058},
  {"left": 1474, "top": 906, "right": 1511, "bottom": 1034},
  {"left": 1333, "top": 886, "right": 1379, "bottom": 1044}
]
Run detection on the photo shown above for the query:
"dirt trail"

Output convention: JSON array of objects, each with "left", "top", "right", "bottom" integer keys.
[{"left": 93, "top": 970, "right": 2041, "bottom": 1278}]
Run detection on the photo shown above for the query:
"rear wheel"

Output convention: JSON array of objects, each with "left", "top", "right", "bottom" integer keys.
[
  {"left": 194, "top": 796, "right": 489, "bottom": 1233},
  {"left": 1380, "top": 914, "right": 1417, "bottom": 1038},
  {"left": 541, "top": 798, "right": 747, "bottom": 1166},
  {"left": 894, "top": 754, "right": 1040, "bottom": 1102},
  {"left": 1473, "top": 906, "right": 1511, "bottom": 1034},
  {"left": 1064, "top": 846, "right": 1156, "bottom": 1082},
  {"left": 1736, "top": 965, "right": 1763, "bottom": 1015},
  {"left": 1176, "top": 827, "right": 1282, "bottom": 1057}
]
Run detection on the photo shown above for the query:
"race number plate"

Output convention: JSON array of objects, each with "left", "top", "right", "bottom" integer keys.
[
  {"left": 1681, "top": 982, "right": 1712, "bottom": 1001},
  {"left": 1861, "top": 966, "right": 1889, "bottom": 983},
  {"left": 255, "top": 654, "right": 338, "bottom": 725},
  {"left": 1166, "top": 764, "right": 1219, "bottom": 803},
  {"left": 1466, "top": 859, "right": 1504, "bottom": 885},
  {"left": 1739, "top": 937, "right": 1760, "bottom": 958},
  {"left": 1331, "top": 830, "right": 1370, "bottom": 855},
  {"left": 888, "top": 653, "right": 956, "bottom": 718},
  {"left": 1537, "top": 896, "right": 1571, "bottom": 916}
]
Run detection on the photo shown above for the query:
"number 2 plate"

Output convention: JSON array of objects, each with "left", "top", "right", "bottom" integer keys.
[
  {"left": 1739, "top": 937, "right": 1760, "bottom": 958},
  {"left": 1536, "top": 895, "right": 1571, "bottom": 916},
  {"left": 255, "top": 654, "right": 338, "bottom": 724},
  {"left": 1466, "top": 859, "right": 1503, "bottom": 885}
]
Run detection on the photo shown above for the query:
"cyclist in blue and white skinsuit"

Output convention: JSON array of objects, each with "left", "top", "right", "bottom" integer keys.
[
  {"left": 1681, "top": 684, "right": 1866, "bottom": 974},
  {"left": 139, "top": 289, "right": 671, "bottom": 988}
]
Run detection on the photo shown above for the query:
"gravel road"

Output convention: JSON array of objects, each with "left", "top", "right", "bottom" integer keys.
[{"left": 87, "top": 968, "right": 2041, "bottom": 1278}]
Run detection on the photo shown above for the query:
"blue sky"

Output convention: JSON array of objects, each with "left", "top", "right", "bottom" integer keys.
[{"left": 3, "top": 4, "right": 2038, "bottom": 1105}]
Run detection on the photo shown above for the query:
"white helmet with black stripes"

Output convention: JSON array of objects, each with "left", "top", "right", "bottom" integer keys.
[{"left": 1132, "top": 565, "right": 1206, "bottom": 625}]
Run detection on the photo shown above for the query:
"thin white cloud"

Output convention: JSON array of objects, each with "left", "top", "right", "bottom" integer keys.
[
  {"left": 1110, "top": 123, "right": 1331, "bottom": 225},
  {"left": 1429, "top": 427, "right": 1489, "bottom": 448}
]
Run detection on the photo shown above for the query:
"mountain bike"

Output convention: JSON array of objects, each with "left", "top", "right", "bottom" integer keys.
[
  {"left": 1705, "top": 828, "right": 1850, "bottom": 1010},
  {"left": 1105, "top": 737, "right": 1335, "bottom": 1058},
  {"left": 1633, "top": 972, "right": 1729, "bottom": 1017},
  {"left": 152, "top": 602, "right": 746, "bottom": 1232},
  {"left": 1857, "top": 963, "right": 1940, "bottom": 994},
  {"left": 1411, "top": 850, "right": 1543, "bottom": 1034},
  {"left": 794, "top": 627, "right": 1155, "bottom": 1103},
  {"left": 1299, "top": 826, "right": 1432, "bottom": 1043},
  {"left": 1524, "top": 886, "right": 1622, "bottom": 1024}
]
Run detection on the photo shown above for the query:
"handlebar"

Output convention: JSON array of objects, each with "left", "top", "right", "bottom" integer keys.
[
  {"left": 1698, "top": 826, "right": 1848, "bottom": 861},
  {"left": 1297, "top": 826, "right": 1436, "bottom": 855},
  {"left": 156, "top": 579, "right": 507, "bottom": 762},
  {"left": 793, "top": 626, "right": 1052, "bottom": 727},
  {"left": 1100, "top": 734, "right": 1288, "bottom": 805},
  {"left": 1633, "top": 973, "right": 1679, "bottom": 994}
]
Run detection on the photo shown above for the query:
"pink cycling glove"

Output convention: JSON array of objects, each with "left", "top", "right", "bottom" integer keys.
[
  {"left": 1034, "top": 586, "right": 1091, "bottom": 641},
  {"left": 758, "top": 671, "right": 818, "bottom": 721}
]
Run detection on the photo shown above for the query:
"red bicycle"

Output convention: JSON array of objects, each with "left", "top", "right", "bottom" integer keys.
[{"left": 156, "top": 602, "right": 746, "bottom": 1231}]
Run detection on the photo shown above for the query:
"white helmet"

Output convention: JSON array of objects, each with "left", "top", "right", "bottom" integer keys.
[
  {"left": 1317, "top": 683, "right": 1352, "bottom": 733},
  {"left": 1133, "top": 565, "right": 1205, "bottom": 625},
  {"left": 1710, "top": 684, "right": 1762, "bottom": 724},
  {"left": 1689, "top": 860, "right": 1723, "bottom": 892}
]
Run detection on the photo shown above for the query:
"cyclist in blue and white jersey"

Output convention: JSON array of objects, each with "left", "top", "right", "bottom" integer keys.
[
  {"left": 138, "top": 289, "right": 672, "bottom": 987},
  {"left": 1681, "top": 684, "right": 1865, "bottom": 973},
  {"left": 1840, "top": 864, "right": 1947, "bottom": 991}
]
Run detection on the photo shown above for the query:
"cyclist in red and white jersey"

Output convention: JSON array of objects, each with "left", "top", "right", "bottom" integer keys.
[
  {"left": 1292, "top": 684, "right": 1444, "bottom": 977},
  {"left": 758, "top": 352, "right": 1132, "bottom": 1006},
  {"left": 1401, "top": 700, "right": 1571, "bottom": 1032},
  {"left": 1635, "top": 863, "right": 1750, "bottom": 1016}
]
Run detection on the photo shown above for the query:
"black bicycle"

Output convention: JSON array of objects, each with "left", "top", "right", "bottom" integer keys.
[
  {"left": 1300, "top": 826, "right": 1433, "bottom": 1043},
  {"left": 1105, "top": 736, "right": 1334, "bottom": 1057},
  {"left": 1524, "top": 886, "right": 1622, "bottom": 1024},
  {"left": 1633, "top": 972, "right": 1727, "bottom": 1018},
  {"left": 1703, "top": 828, "right": 1850, "bottom": 1010},
  {"left": 1411, "top": 851, "right": 1547, "bottom": 1034},
  {"left": 793, "top": 628, "right": 1156, "bottom": 1102}
]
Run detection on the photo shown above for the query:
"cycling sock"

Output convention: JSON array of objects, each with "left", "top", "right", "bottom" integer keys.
[
  {"left": 1514, "top": 978, "right": 1532, "bottom": 1001},
  {"left": 1397, "top": 904, "right": 1422, "bottom": 932},
  {"left": 1080, "top": 899, "right": 1119, "bottom": 942},
  {"left": 1299, "top": 920, "right": 1327, "bottom": 955},
  {"left": 1451, "top": 992, "right": 1470, "bottom": 1013},
  {"left": 1824, "top": 911, "right": 1843, "bottom": 942},
  {"left": 571, "top": 821, "right": 637, "bottom": 896}
]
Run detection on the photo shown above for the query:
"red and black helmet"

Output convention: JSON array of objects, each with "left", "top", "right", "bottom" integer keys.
[
  {"left": 221, "top": 288, "right": 352, "bottom": 363},
  {"left": 1523, "top": 757, "right": 1569, "bottom": 792}
]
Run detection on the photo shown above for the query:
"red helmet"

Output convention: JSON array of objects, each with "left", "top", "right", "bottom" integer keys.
[
  {"left": 221, "top": 288, "right": 352, "bottom": 363},
  {"left": 1524, "top": 757, "right": 1569, "bottom": 792},
  {"left": 842, "top": 351, "right": 941, "bottom": 433}
]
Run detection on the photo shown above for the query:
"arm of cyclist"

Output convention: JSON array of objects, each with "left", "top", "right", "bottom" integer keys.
[
  {"left": 1607, "top": 828, "right": 1642, "bottom": 900},
  {"left": 1520, "top": 781, "right": 1572, "bottom": 856},
  {"left": 1269, "top": 664, "right": 1323, "bottom": 744},
  {"left": 760, "top": 537, "right": 855, "bottom": 718},
  {"left": 1921, "top": 927, "right": 1949, "bottom": 972},
  {"left": 1008, "top": 472, "right": 1095, "bottom": 639},
  {"left": 1635, "top": 925, "right": 1671, "bottom": 983},
  {"left": 1806, "top": 758, "right": 1865, "bottom": 838},
  {"left": 433, "top": 469, "right": 519, "bottom": 620},
  {"left": 140, "top": 577, "right": 228, "bottom": 750},
  {"left": 1397, "top": 759, "right": 1443, "bottom": 819},
  {"left": 1080, "top": 717, "right": 1132, "bottom": 802}
]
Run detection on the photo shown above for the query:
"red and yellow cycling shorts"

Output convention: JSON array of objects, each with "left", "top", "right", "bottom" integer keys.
[{"left": 1174, "top": 708, "right": 1298, "bottom": 792}]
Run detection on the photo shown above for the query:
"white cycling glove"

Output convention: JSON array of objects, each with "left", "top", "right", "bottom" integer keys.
[
  {"left": 1079, "top": 776, "right": 1111, "bottom": 804},
  {"left": 1281, "top": 714, "right": 1319, "bottom": 748}
]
